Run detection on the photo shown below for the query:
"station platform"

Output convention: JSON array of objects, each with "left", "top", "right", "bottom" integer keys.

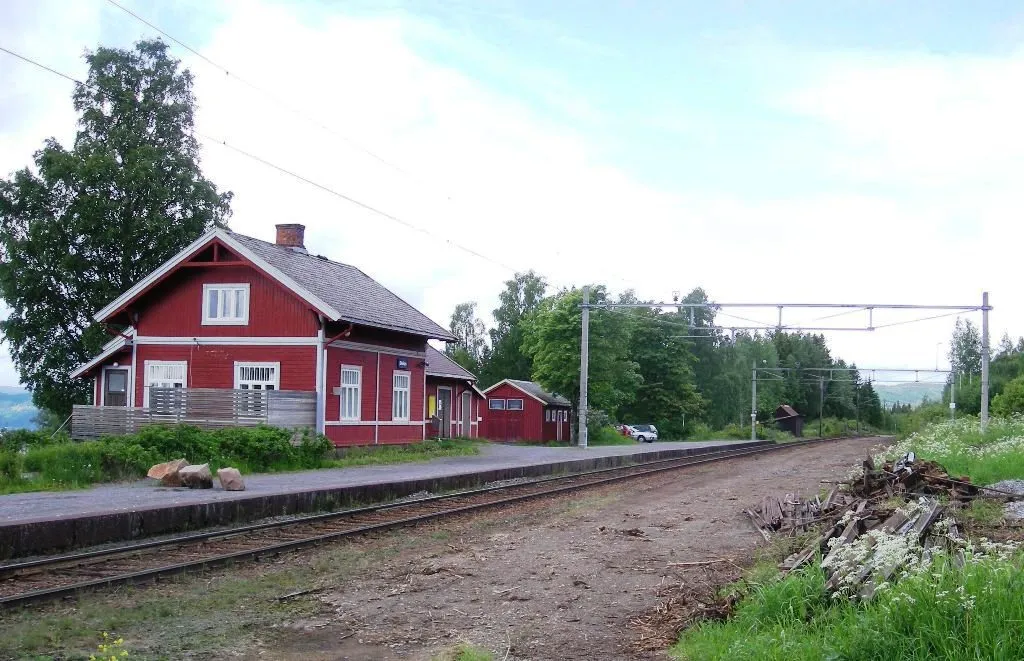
[{"left": 0, "top": 439, "right": 766, "bottom": 558}]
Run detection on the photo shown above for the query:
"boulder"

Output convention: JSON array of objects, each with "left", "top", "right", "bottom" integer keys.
[
  {"left": 147, "top": 459, "right": 189, "bottom": 487},
  {"left": 216, "top": 467, "right": 246, "bottom": 491},
  {"left": 179, "top": 463, "right": 213, "bottom": 489}
]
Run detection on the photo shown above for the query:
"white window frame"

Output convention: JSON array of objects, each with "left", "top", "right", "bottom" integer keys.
[
  {"left": 144, "top": 360, "right": 187, "bottom": 408},
  {"left": 545, "top": 410, "right": 552, "bottom": 422},
  {"left": 507, "top": 398, "right": 524, "bottom": 411},
  {"left": 340, "top": 365, "right": 362, "bottom": 421},
  {"left": 488, "top": 398, "right": 506, "bottom": 410},
  {"left": 234, "top": 362, "right": 280, "bottom": 390},
  {"left": 202, "top": 283, "right": 250, "bottom": 326},
  {"left": 392, "top": 370, "right": 411, "bottom": 421}
]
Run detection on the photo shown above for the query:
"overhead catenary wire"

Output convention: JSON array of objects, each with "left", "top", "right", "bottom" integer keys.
[
  {"left": 0, "top": 43, "right": 531, "bottom": 279},
  {"left": 102, "top": 0, "right": 420, "bottom": 181}
]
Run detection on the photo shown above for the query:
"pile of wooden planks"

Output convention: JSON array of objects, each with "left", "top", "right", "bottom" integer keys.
[{"left": 746, "top": 452, "right": 1008, "bottom": 601}]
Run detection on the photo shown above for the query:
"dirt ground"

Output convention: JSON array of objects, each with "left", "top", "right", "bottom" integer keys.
[{"left": 255, "top": 436, "right": 886, "bottom": 661}]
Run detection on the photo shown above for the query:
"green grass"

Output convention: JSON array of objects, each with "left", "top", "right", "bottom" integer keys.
[
  {"left": 326, "top": 438, "right": 479, "bottom": 468},
  {"left": 877, "top": 416, "right": 1024, "bottom": 485},
  {"left": 672, "top": 552, "right": 1024, "bottom": 661},
  {"left": 0, "top": 431, "right": 480, "bottom": 495},
  {"left": 433, "top": 643, "right": 495, "bottom": 661}
]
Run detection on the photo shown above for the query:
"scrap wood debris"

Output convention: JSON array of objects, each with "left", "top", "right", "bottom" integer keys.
[{"left": 747, "top": 452, "right": 1018, "bottom": 600}]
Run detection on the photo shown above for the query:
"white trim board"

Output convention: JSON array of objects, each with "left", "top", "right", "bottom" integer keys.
[
  {"left": 134, "top": 336, "right": 320, "bottom": 346},
  {"left": 324, "top": 421, "right": 426, "bottom": 427},
  {"left": 329, "top": 339, "right": 426, "bottom": 359}
]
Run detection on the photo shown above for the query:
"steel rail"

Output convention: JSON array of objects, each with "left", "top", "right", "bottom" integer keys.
[{"left": 0, "top": 436, "right": 881, "bottom": 608}]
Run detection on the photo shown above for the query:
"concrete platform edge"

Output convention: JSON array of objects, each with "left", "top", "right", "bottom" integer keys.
[{"left": 0, "top": 441, "right": 770, "bottom": 559}]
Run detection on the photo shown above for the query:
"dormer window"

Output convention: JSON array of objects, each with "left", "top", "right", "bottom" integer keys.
[{"left": 202, "top": 283, "right": 249, "bottom": 325}]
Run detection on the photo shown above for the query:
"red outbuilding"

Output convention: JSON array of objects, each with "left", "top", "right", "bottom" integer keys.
[
  {"left": 481, "top": 379, "right": 571, "bottom": 442},
  {"left": 424, "top": 345, "right": 486, "bottom": 439},
  {"left": 71, "top": 223, "right": 458, "bottom": 446}
]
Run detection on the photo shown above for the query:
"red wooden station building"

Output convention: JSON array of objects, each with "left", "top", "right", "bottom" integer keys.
[{"left": 72, "top": 223, "right": 485, "bottom": 446}]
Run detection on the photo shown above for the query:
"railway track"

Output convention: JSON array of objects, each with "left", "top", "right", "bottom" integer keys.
[{"left": 0, "top": 436, "right": 875, "bottom": 608}]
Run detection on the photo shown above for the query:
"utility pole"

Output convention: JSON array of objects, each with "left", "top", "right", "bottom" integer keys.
[
  {"left": 751, "top": 362, "right": 757, "bottom": 441},
  {"left": 981, "top": 291, "right": 990, "bottom": 432},
  {"left": 950, "top": 370, "right": 956, "bottom": 421},
  {"left": 578, "top": 286, "right": 590, "bottom": 448},
  {"left": 819, "top": 377, "right": 824, "bottom": 438}
]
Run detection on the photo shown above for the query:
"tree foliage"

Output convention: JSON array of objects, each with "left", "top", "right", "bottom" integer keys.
[
  {"left": 480, "top": 270, "right": 546, "bottom": 387},
  {"left": 521, "top": 286, "right": 640, "bottom": 441},
  {"left": 0, "top": 40, "right": 231, "bottom": 416},
  {"left": 446, "top": 302, "right": 489, "bottom": 375}
]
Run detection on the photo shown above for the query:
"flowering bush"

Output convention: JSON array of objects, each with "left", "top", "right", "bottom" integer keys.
[
  {"left": 874, "top": 416, "right": 1024, "bottom": 485},
  {"left": 89, "top": 632, "right": 129, "bottom": 660}
]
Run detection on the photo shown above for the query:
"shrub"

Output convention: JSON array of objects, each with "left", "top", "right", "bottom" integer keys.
[
  {"left": 0, "top": 451, "right": 24, "bottom": 482},
  {"left": 589, "top": 425, "right": 635, "bottom": 446},
  {"left": 0, "top": 428, "right": 57, "bottom": 453}
]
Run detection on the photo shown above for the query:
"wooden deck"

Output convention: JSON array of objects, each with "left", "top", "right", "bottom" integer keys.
[{"left": 71, "top": 387, "right": 317, "bottom": 440}]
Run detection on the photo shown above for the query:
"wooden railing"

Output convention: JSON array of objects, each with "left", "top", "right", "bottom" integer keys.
[{"left": 71, "top": 388, "right": 317, "bottom": 440}]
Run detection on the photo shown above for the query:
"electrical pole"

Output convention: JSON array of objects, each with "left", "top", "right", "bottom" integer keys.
[
  {"left": 751, "top": 362, "right": 757, "bottom": 441},
  {"left": 981, "top": 291, "right": 990, "bottom": 432},
  {"left": 578, "top": 286, "right": 590, "bottom": 448},
  {"left": 819, "top": 377, "right": 824, "bottom": 438}
]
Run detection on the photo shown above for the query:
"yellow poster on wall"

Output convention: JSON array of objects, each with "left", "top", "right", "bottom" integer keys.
[{"left": 428, "top": 395, "right": 436, "bottom": 417}]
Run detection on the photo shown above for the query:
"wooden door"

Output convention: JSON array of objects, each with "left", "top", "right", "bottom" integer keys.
[
  {"left": 103, "top": 369, "right": 129, "bottom": 407},
  {"left": 438, "top": 388, "right": 452, "bottom": 438},
  {"left": 461, "top": 391, "right": 472, "bottom": 438}
]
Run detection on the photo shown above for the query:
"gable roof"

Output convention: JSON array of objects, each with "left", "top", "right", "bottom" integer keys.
[
  {"left": 425, "top": 345, "right": 477, "bottom": 381},
  {"left": 93, "top": 228, "right": 454, "bottom": 341},
  {"left": 774, "top": 404, "right": 801, "bottom": 419},
  {"left": 483, "top": 378, "right": 571, "bottom": 406}
]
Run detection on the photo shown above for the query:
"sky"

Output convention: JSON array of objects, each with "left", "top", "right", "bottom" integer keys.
[{"left": 1, "top": 0, "right": 1021, "bottom": 389}]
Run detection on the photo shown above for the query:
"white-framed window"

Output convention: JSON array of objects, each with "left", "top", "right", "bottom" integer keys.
[
  {"left": 144, "top": 360, "right": 187, "bottom": 409},
  {"left": 340, "top": 366, "right": 361, "bottom": 421},
  {"left": 392, "top": 370, "right": 411, "bottom": 421},
  {"left": 488, "top": 399, "right": 506, "bottom": 410},
  {"left": 545, "top": 410, "right": 552, "bottom": 422},
  {"left": 234, "top": 362, "right": 279, "bottom": 390},
  {"left": 202, "top": 283, "right": 250, "bottom": 325},
  {"left": 507, "top": 398, "right": 524, "bottom": 411}
]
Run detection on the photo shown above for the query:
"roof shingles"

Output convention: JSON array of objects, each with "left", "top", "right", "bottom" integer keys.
[
  {"left": 425, "top": 345, "right": 477, "bottom": 380},
  {"left": 227, "top": 231, "right": 454, "bottom": 340}
]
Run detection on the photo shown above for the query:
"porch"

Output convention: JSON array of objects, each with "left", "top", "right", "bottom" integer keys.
[{"left": 72, "top": 387, "right": 317, "bottom": 440}]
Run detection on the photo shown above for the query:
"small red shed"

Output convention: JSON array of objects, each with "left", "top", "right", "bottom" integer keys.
[
  {"left": 424, "top": 346, "right": 486, "bottom": 439},
  {"left": 481, "top": 379, "right": 571, "bottom": 442}
]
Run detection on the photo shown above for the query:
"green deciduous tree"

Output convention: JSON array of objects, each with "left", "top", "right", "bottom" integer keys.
[
  {"left": 521, "top": 286, "right": 639, "bottom": 442},
  {"left": 992, "top": 375, "right": 1024, "bottom": 416},
  {"left": 0, "top": 40, "right": 232, "bottom": 416},
  {"left": 617, "top": 303, "right": 704, "bottom": 438},
  {"left": 446, "top": 302, "right": 489, "bottom": 375},
  {"left": 481, "top": 270, "right": 546, "bottom": 386},
  {"left": 949, "top": 318, "right": 982, "bottom": 376}
]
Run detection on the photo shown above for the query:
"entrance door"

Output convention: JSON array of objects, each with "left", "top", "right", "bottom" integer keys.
[
  {"left": 461, "top": 391, "right": 472, "bottom": 438},
  {"left": 437, "top": 388, "right": 452, "bottom": 438},
  {"left": 103, "top": 369, "right": 129, "bottom": 406}
]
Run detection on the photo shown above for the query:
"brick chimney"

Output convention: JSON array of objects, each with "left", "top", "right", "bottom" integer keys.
[{"left": 275, "top": 224, "right": 306, "bottom": 252}]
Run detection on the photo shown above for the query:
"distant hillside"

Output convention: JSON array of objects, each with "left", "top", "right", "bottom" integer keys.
[
  {"left": 874, "top": 383, "right": 944, "bottom": 408},
  {"left": 0, "top": 387, "right": 38, "bottom": 430}
]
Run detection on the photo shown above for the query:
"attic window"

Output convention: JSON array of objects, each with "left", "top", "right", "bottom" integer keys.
[{"left": 202, "top": 284, "right": 249, "bottom": 325}]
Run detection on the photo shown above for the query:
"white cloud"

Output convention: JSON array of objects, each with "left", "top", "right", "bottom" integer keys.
[{"left": 0, "top": 0, "right": 1021, "bottom": 390}]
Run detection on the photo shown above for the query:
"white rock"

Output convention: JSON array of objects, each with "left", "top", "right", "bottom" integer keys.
[{"left": 216, "top": 467, "right": 245, "bottom": 491}]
